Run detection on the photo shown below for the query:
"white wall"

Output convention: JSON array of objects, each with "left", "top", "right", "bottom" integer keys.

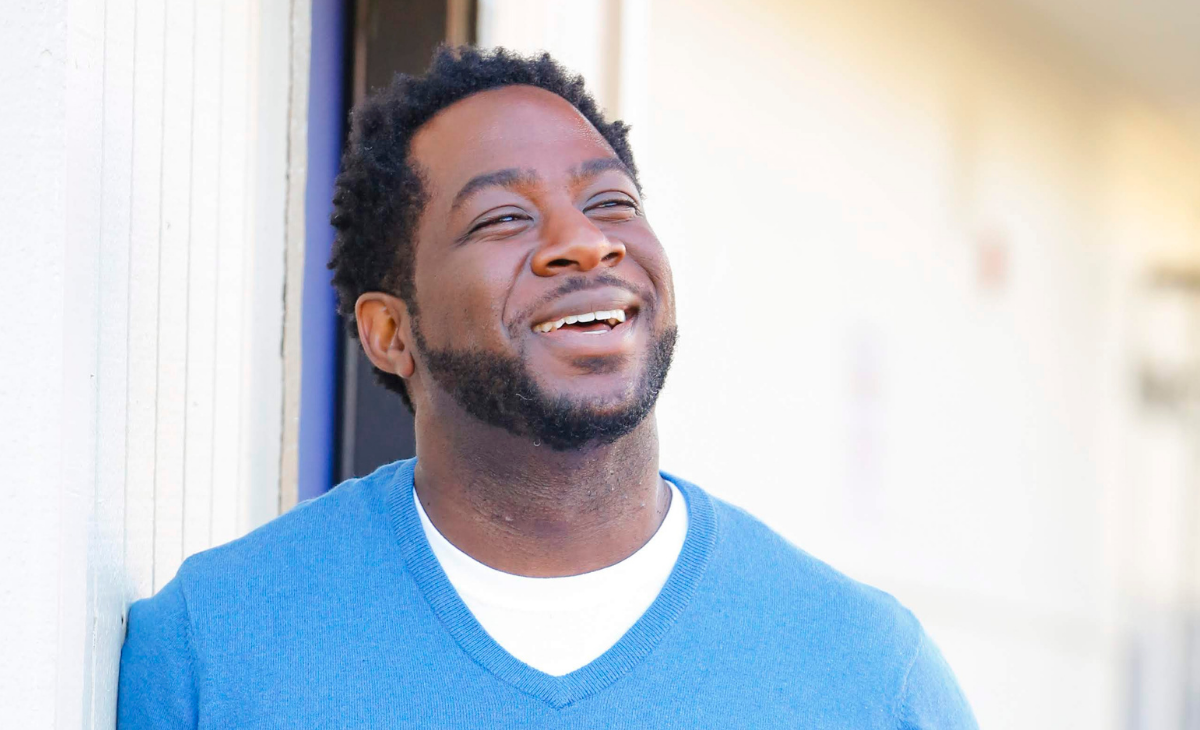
[
  {"left": 0, "top": 0, "right": 307, "bottom": 726},
  {"left": 480, "top": 1, "right": 1200, "bottom": 728}
]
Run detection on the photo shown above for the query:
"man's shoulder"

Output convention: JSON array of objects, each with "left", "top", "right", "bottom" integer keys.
[
  {"left": 170, "top": 459, "right": 408, "bottom": 603},
  {"left": 675, "top": 476, "right": 924, "bottom": 657},
  {"left": 120, "top": 459, "right": 426, "bottom": 721},
  {"left": 713, "top": 490, "right": 905, "bottom": 600},
  {"left": 673, "top": 480, "right": 975, "bottom": 727}
]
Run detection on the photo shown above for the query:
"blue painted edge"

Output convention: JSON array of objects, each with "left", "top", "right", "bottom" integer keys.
[{"left": 298, "top": 0, "right": 346, "bottom": 501}]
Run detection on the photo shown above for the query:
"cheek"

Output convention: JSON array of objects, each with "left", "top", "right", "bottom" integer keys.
[
  {"left": 417, "top": 245, "right": 525, "bottom": 347},
  {"left": 624, "top": 231, "right": 675, "bottom": 312},
  {"left": 649, "top": 261, "right": 677, "bottom": 326}
]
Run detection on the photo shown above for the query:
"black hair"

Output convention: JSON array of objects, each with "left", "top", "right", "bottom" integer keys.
[{"left": 328, "top": 45, "right": 640, "bottom": 411}]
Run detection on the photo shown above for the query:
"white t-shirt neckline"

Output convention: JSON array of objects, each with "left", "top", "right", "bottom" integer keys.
[{"left": 414, "top": 480, "right": 688, "bottom": 675}]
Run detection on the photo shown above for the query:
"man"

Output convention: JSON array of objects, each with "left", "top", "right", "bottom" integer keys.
[{"left": 119, "top": 46, "right": 977, "bottom": 728}]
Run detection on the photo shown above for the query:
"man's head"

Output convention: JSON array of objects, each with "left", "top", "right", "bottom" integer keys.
[{"left": 330, "top": 47, "right": 676, "bottom": 451}]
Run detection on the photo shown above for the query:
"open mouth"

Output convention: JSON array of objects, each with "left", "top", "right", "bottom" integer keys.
[{"left": 531, "top": 308, "right": 633, "bottom": 335}]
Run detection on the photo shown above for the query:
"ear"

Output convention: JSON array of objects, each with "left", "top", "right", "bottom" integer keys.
[{"left": 355, "top": 292, "right": 416, "bottom": 380}]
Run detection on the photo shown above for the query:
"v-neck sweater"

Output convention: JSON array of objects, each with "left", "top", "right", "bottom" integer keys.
[
  {"left": 415, "top": 480, "right": 688, "bottom": 676},
  {"left": 118, "top": 458, "right": 978, "bottom": 729}
]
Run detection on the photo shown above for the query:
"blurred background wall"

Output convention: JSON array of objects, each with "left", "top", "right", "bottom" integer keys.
[
  {"left": 479, "top": 0, "right": 1200, "bottom": 727},
  {"left": 3, "top": 0, "right": 1199, "bottom": 728}
]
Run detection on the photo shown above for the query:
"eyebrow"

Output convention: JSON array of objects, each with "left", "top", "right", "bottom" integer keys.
[
  {"left": 449, "top": 167, "right": 540, "bottom": 213},
  {"left": 570, "top": 157, "right": 635, "bottom": 186},
  {"left": 448, "top": 158, "right": 637, "bottom": 214}
]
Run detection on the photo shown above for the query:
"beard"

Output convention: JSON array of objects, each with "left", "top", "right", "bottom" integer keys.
[{"left": 413, "top": 320, "right": 677, "bottom": 451}]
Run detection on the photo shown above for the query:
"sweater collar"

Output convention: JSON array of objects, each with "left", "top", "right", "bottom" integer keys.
[{"left": 385, "top": 457, "right": 718, "bottom": 709}]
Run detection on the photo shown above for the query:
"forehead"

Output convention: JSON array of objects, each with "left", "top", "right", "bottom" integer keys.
[{"left": 409, "top": 85, "right": 617, "bottom": 197}]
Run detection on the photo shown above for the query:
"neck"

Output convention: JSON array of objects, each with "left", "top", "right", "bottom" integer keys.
[{"left": 412, "top": 399, "right": 668, "bottom": 577}]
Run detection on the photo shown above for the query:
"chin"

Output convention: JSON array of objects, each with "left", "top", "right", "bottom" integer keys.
[
  {"left": 419, "top": 322, "right": 676, "bottom": 451},
  {"left": 538, "top": 375, "right": 644, "bottom": 411}
]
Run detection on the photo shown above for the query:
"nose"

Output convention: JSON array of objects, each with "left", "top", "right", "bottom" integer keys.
[{"left": 530, "top": 207, "right": 625, "bottom": 276}]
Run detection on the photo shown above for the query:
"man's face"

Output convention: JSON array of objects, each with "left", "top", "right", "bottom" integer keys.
[{"left": 405, "top": 85, "right": 677, "bottom": 449}]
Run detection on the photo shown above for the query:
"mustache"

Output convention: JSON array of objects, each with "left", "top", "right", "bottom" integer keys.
[{"left": 514, "top": 272, "right": 654, "bottom": 325}]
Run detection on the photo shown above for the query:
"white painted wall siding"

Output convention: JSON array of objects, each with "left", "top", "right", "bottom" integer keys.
[{"left": 0, "top": 1, "right": 307, "bottom": 727}]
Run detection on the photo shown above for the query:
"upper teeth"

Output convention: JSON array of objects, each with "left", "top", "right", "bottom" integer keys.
[{"left": 534, "top": 309, "right": 627, "bottom": 333}]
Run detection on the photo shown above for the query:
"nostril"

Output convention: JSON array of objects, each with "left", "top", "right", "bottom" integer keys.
[
  {"left": 602, "top": 251, "right": 621, "bottom": 263},
  {"left": 548, "top": 258, "right": 573, "bottom": 268}
]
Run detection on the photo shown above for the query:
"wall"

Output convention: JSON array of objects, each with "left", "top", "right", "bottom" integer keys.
[
  {"left": 480, "top": 1, "right": 1200, "bottom": 728},
  {"left": 0, "top": 0, "right": 307, "bottom": 726}
]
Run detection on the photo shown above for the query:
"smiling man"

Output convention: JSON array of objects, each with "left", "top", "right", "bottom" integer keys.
[{"left": 118, "top": 47, "right": 977, "bottom": 728}]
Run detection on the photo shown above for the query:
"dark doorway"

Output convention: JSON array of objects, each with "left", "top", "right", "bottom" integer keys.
[{"left": 337, "top": 0, "right": 476, "bottom": 481}]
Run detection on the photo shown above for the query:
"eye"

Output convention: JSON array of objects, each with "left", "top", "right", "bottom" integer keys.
[
  {"left": 585, "top": 197, "right": 640, "bottom": 219},
  {"left": 467, "top": 210, "right": 531, "bottom": 235}
]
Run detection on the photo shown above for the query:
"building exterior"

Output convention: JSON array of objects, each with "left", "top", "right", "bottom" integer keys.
[
  {"left": 3, "top": 1, "right": 1199, "bottom": 728},
  {"left": 2, "top": 1, "right": 309, "bottom": 727}
]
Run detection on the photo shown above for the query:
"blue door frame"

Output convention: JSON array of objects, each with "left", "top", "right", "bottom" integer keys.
[{"left": 298, "top": 0, "right": 348, "bottom": 501}]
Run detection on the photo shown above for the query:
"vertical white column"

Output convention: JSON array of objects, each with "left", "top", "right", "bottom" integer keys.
[
  {"left": 180, "top": 0, "right": 224, "bottom": 561},
  {"left": 88, "top": 2, "right": 138, "bottom": 726},
  {"left": 0, "top": 2, "right": 69, "bottom": 723},
  {"left": 280, "top": 0, "right": 313, "bottom": 513},
  {"left": 153, "top": 0, "right": 197, "bottom": 594},
  {"left": 124, "top": 0, "right": 167, "bottom": 609},
  {"left": 0, "top": 0, "right": 309, "bottom": 726},
  {"left": 241, "top": 0, "right": 292, "bottom": 531},
  {"left": 59, "top": 0, "right": 106, "bottom": 725},
  {"left": 210, "top": 0, "right": 253, "bottom": 548}
]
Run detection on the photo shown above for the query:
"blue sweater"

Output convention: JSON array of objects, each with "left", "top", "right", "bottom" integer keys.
[{"left": 118, "top": 459, "right": 977, "bottom": 728}]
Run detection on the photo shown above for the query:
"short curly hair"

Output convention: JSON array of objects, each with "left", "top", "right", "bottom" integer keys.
[{"left": 328, "top": 45, "right": 641, "bottom": 411}]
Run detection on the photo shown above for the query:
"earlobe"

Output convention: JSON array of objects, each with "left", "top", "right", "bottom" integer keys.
[{"left": 355, "top": 293, "right": 415, "bottom": 380}]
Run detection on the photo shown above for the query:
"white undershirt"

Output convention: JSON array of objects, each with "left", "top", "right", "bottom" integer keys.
[{"left": 415, "top": 481, "right": 688, "bottom": 677}]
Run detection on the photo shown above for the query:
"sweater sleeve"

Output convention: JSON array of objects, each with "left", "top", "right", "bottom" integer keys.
[
  {"left": 895, "top": 632, "right": 978, "bottom": 730},
  {"left": 117, "top": 576, "right": 199, "bottom": 729}
]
